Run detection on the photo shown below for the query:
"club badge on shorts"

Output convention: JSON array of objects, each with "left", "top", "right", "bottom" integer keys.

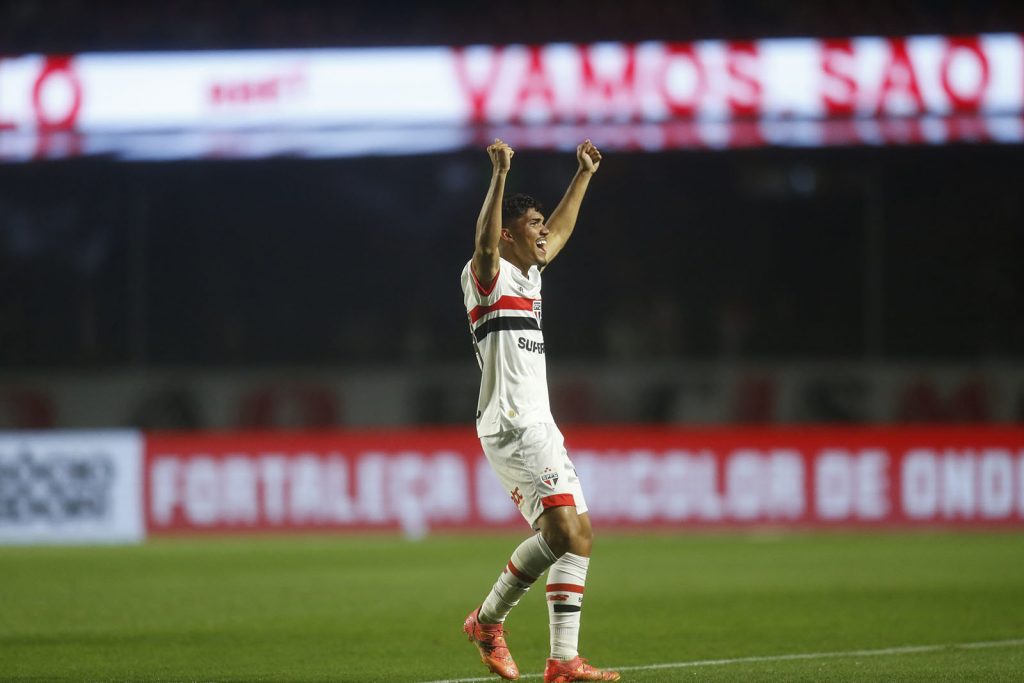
[{"left": 541, "top": 467, "right": 558, "bottom": 488}]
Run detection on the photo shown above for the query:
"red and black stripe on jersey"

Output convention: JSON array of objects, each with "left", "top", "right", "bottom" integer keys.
[{"left": 469, "top": 295, "right": 541, "bottom": 342}]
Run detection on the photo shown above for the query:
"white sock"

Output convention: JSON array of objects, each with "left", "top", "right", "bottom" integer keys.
[
  {"left": 480, "top": 533, "right": 557, "bottom": 624},
  {"left": 546, "top": 552, "right": 589, "bottom": 660}
]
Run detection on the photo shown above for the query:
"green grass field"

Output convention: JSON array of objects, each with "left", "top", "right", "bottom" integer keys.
[{"left": 2, "top": 532, "right": 1023, "bottom": 682}]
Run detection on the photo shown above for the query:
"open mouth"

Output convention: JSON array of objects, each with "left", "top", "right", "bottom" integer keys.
[{"left": 536, "top": 238, "right": 547, "bottom": 252}]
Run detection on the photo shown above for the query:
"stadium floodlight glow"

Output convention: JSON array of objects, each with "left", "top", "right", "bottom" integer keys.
[{"left": 0, "top": 33, "right": 1022, "bottom": 161}]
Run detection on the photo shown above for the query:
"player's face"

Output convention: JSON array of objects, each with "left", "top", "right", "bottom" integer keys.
[{"left": 510, "top": 208, "right": 549, "bottom": 267}]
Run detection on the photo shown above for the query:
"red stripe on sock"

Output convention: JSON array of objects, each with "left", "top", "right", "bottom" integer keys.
[
  {"left": 541, "top": 493, "right": 575, "bottom": 509},
  {"left": 506, "top": 560, "right": 537, "bottom": 583},
  {"left": 546, "top": 583, "right": 585, "bottom": 593}
]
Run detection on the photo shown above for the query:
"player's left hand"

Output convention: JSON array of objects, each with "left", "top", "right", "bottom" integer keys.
[{"left": 577, "top": 139, "right": 602, "bottom": 173}]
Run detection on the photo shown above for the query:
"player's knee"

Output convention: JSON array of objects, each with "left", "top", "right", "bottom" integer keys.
[
  {"left": 571, "top": 518, "right": 593, "bottom": 556},
  {"left": 540, "top": 520, "right": 570, "bottom": 556},
  {"left": 540, "top": 509, "right": 591, "bottom": 557}
]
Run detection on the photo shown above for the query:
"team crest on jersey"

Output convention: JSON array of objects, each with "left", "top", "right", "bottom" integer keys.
[
  {"left": 541, "top": 467, "right": 558, "bottom": 488},
  {"left": 533, "top": 300, "right": 543, "bottom": 328}
]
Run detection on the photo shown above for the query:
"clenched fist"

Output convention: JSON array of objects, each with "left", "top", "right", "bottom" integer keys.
[
  {"left": 577, "top": 139, "right": 602, "bottom": 173},
  {"left": 488, "top": 138, "right": 514, "bottom": 172}
]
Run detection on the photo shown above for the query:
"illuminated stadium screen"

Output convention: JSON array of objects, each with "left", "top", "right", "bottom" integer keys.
[{"left": 2, "top": 33, "right": 1022, "bottom": 160}]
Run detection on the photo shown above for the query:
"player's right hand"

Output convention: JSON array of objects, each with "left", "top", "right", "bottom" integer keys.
[{"left": 488, "top": 138, "right": 513, "bottom": 172}]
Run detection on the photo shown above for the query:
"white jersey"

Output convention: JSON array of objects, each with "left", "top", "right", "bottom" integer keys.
[{"left": 461, "top": 257, "right": 554, "bottom": 437}]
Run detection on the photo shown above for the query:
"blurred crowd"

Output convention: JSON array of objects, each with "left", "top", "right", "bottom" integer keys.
[
  {"left": 1, "top": 145, "right": 1021, "bottom": 369},
  {"left": 1, "top": 0, "right": 1021, "bottom": 52}
]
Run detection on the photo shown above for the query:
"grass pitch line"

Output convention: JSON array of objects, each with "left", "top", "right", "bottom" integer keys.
[{"left": 422, "top": 637, "right": 1024, "bottom": 683}]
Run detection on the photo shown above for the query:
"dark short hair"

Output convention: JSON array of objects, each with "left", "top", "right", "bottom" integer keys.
[{"left": 502, "top": 193, "right": 543, "bottom": 226}]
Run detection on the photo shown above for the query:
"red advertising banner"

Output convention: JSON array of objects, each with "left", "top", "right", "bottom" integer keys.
[{"left": 144, "top": 428, "right": 1024, "bottom": 535}]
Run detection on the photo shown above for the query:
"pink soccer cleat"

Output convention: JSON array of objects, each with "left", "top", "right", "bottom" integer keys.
[
  {"left": 543, "top": 655, "right": 620, "bottom": 682},
  {"left": 463, "top": 607, "right": 520, "bottom": 680}
]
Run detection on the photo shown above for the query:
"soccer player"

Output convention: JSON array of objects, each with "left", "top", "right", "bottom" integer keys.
[{"left": 460, "top": 139, "right": 619, "bottom": 683}]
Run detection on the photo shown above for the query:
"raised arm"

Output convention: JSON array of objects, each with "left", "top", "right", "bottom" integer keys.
[
  {"left": 541, "top": 139, "right": 602, "bottom": 267},
  {"left": 472, "top": 138, "right": 514, "bottom": 287}
]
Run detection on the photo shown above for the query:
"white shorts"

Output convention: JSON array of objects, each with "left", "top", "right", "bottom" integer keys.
[{"left": 480, "top": 422, "right": 588, "bottom": 528}]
